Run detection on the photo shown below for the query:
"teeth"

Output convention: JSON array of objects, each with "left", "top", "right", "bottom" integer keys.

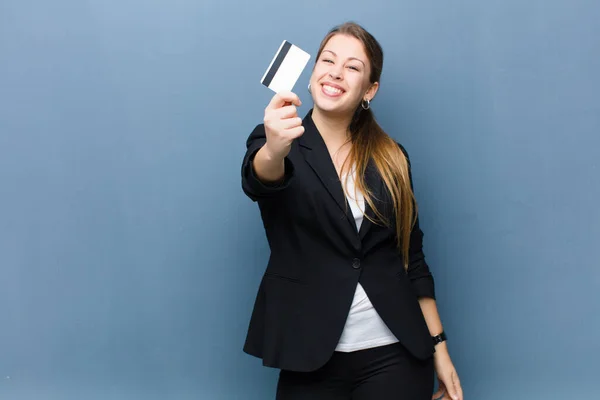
[{"left": 323, "top": 85, "right": 342, "bottom": 95}]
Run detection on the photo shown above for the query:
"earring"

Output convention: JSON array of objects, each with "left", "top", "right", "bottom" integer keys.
[
  {"left": 361, "top": 98, "right": 371, "bottom": 110},
  {"left": 308, "top": 83, "right": 312, "bottom": 94}
]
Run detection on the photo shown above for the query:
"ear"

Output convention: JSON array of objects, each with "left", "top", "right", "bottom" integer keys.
[{"left": 364, "top": 81, "right": 379, "bottom": 102}]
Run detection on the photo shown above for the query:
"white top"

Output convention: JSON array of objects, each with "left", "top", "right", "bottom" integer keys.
[{"left": 334, "top": 167, "right": 399, "bottom": 352}]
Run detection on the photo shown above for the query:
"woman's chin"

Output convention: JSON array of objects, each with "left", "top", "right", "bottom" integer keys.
[{"left": 314, "top": 99, "right": 353, "bottom": 115}]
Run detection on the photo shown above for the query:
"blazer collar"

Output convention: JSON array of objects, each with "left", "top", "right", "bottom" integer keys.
[{"left": 298, "top": 109, "right": 382, "bottom": 239}]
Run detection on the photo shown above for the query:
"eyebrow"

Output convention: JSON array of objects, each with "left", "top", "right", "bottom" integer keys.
[{"left": 322, "top": 50, "right": 366, "bottom": 67}]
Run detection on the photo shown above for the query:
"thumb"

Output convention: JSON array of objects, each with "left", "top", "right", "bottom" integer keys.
[{"left": 432, "top": 382, "right": 444, "bottom": 400}]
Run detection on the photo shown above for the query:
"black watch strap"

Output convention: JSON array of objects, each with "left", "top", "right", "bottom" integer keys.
[{"left": 432, "top": 331, "right": 447, "bottom": 346}]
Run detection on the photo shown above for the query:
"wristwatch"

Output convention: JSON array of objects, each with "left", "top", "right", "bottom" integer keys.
[{"left": 432, "top": 331, "right": 447, "bottom": 348}]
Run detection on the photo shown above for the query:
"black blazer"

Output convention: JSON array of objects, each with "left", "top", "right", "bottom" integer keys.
[{"left": 241, "top": 109, "right": 436, "bottom": 372}]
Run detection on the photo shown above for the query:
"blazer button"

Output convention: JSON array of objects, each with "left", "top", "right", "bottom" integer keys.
[{"left": 352, "top": 258, "right": 361, "bottom": 269}]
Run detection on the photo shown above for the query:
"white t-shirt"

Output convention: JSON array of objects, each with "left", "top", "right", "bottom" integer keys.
[{"left": 334, "top": 168, "right": 400, "bottom": 352}]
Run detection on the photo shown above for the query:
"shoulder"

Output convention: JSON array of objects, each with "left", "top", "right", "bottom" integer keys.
[
  {"left": 394, "top": 141, "right": 412, "bottom": 166},
  {"left": 250, "top": 123, "right": 265, "bottom": 134}
]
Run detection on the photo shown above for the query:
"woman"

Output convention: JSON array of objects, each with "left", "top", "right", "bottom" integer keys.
[{"left": 241, "top": 22, "right": 463, "bottom": 400}]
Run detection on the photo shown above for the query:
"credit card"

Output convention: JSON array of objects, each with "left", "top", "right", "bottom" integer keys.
[{"left": 260, "top": 40, "right": 311, "bottom": 93}]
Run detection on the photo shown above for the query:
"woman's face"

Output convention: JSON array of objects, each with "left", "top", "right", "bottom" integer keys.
[{"left": 309, "top": 34, "right": 379, "bottom": 116}]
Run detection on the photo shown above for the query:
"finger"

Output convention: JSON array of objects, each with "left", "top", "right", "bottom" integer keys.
[
  {"left": 266, "top": 91, "right": 301, "bottom": 110},
  {"left": 276, "top": 105, "right": 299, "bottom": 119},
  {"left": 432, "top": 382, "right": 445, "bottom": 400},
  {"left": 280, "top": 117, "right": 303, "bottom": 130},
  {"left": 263, "top": 106, "right": 297, "bottom": 126},
  {"left": 453, "top": 373, "right": 463, "bottom": 400},
  {"left": 285, "top": 125, "right": 305, "bottom": 139},
  {"left": 278, "top": 91, "right": 302, "bottom": 106},
  {"left": 456, "top": 385, "right": 463, "bottom": 400},
  {"left": 436, "top": 376, "right": 454, "bottom": 400},
  {"left": 446, "top": 375, "right": 460, "bottom": 400}
]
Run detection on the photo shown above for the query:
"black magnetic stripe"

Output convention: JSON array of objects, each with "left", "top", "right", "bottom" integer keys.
[{"left": 262, "top": 41, "right": 292, "bottom": 87}]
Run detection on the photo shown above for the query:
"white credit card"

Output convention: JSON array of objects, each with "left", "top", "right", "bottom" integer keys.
[{"left": 260, "top": 40, "right": 311, "bottom": 93}]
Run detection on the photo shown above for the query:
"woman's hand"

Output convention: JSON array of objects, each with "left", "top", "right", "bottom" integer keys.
[
  {"left": 262, "top": 91, "right": 304, "bottom": 161},
  {"left": 432, "top": 349, "right": 463, "bottom": 400}
]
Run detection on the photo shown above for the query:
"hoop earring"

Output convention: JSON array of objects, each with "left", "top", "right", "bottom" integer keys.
[
  {"left": 361, "top": 99, "right": 371, "bottom": 110},
  {"left": 308, "top": 83, "right": 312, "bottom": 94}
]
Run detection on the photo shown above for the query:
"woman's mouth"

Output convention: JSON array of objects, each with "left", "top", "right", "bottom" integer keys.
[{"left": 322, "top": 84, "right": 345, "bottom": 97}]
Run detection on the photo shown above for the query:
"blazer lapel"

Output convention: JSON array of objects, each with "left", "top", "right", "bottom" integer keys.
[{"left": 298, "top": 111, "right": 356, "bottom": 231}]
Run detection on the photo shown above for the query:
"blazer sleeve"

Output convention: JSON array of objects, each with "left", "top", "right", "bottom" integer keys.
[
  {"left": 398, "top": 143, "right": 436, "bottom": 300},
  {"left": 241, "top": 124, "right": 296, "bottom": 202}
]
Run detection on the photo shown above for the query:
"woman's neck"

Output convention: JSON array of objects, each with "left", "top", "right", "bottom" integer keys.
[{"left": 311, "top": 107, "right": 352, "bottom": 149}]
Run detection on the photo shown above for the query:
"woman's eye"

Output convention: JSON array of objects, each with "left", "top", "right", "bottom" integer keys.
[
  {"left": 322, "top": 59, "right": 333, "bottom": 63},
  {"left": 348, "top": 66, "right": 359, "bottom": 71}
]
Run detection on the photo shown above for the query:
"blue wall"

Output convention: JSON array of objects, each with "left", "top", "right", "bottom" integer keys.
[{"left": 1, "top": 0, "right": 598, "bottom": 399}]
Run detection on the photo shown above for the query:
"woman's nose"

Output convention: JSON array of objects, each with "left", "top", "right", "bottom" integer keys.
[{"left": 329, "top": 68, "right": 342, "bottom": 80}]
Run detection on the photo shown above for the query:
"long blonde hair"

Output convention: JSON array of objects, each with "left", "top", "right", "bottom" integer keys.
[{"left": 317, "top": 22, "right": 417, "bottom": 269}]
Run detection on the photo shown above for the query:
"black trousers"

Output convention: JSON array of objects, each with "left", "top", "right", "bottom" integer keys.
[{"left": 276, "top": 342, "right": 434, "bottom": 400}]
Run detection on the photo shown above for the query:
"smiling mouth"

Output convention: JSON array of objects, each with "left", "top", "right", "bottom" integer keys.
[{"left": 322, "top": 84, "right": 345, "bottom": 97}]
